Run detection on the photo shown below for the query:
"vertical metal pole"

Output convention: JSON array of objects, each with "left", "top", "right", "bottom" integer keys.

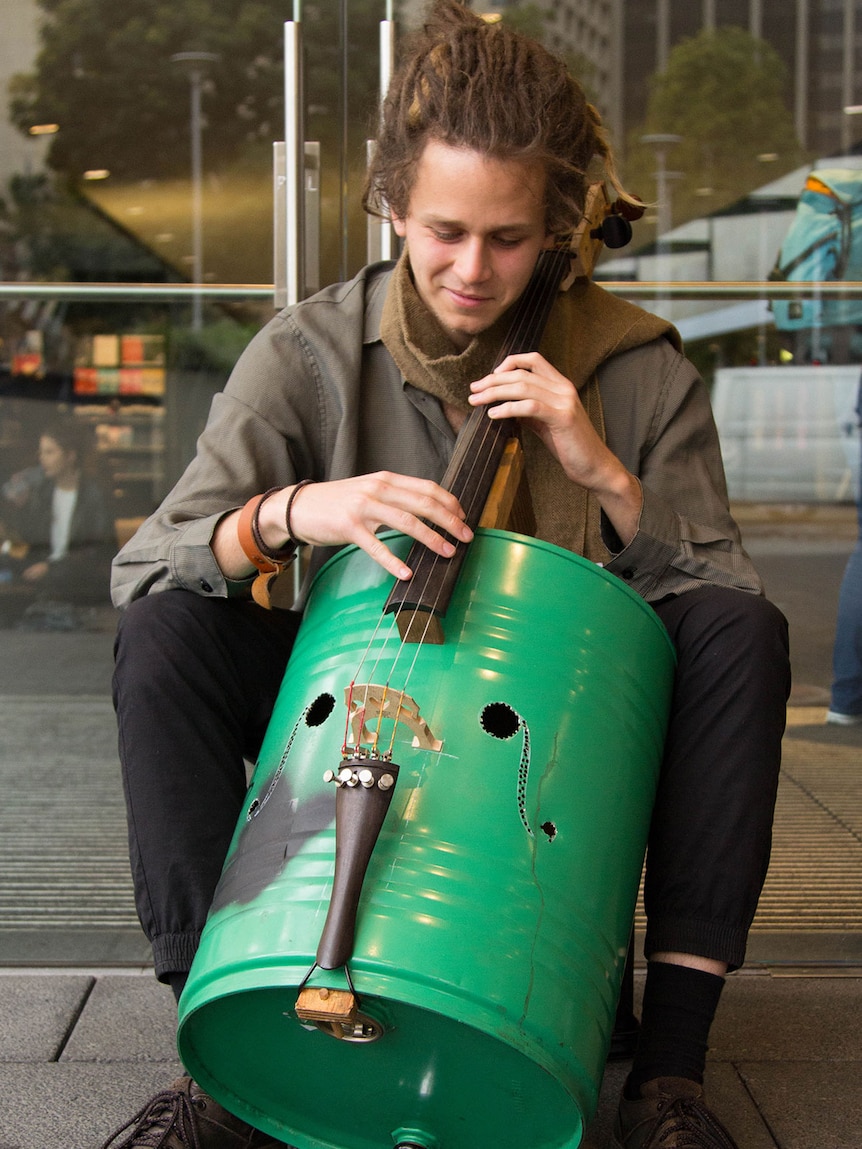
[
  {"left": 367, "top": 18, "right": 397, "bottom": 264},
  {"left": 273, "top": 142, "right": 287, "bottom": 309},
  {"left": 380, "top": 1, "right": 396, "bottom": 263},
  {"left": 641, "top": 133, "right": 681, "bottom": 314},
  {"left": 795, "top": 0, "right": 809, "bottom": 151},
  {"left": 190, "top": 68, "right": 203, "bottom": 331},
  {"left": 284, "top": 19, "right": 304, "bottom": 306},
  {"left": 285, "top": 5, "right": 307, "bottom": 601},
  {"left": 304, "top": 141, "right": 321, "bottom": 297},
  {"left": 703, "top": 0, "right": 715, "bottom": 32},
  {"left": 656, "top": 0, "right": 670, "bottom": 72},
  {"left": 749, "top": 0, "right": 763, "bottom": 39},
  {"left": 172, "top": 51, "right": 219, "bottom": 326},
  {"left": 842, "top": 0, "right": 856, "bottom": 154},
  {"left": 339, "top": 0, "right": 349, "bottom": 282},
  {"left": 609, "top": 0, "right": 625, "bottom": 146},
  {"left": 366, "top": 141, "right": 382, "bottom": 264}
]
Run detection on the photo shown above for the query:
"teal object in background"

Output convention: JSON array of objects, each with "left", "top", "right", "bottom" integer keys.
[{"left": 177, "top": 530, "right": 675, "bottom": 1149}]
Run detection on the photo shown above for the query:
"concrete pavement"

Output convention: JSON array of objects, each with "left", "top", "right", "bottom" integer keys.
[{"left": 0, "top": 961, "right": 860, "bottom": 1148}]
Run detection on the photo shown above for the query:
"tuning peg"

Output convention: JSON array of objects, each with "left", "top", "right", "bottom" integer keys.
[
  {"left": 615, "top": 196, "right": 647, "bottom": 222},
  {"left": 600, "top": 214, "right": 633, "bottom": 249}
]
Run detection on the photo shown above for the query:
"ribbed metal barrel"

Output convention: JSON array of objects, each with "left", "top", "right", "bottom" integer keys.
[{"left": 177, "top": 529, "right": 675, "bottom": 1149}]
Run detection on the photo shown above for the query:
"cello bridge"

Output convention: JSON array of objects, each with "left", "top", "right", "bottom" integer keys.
[{"left": 345, "top": 685, "right": 442, "bottom": 752}]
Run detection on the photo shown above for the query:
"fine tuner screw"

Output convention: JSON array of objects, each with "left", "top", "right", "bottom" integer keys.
[{"left": 323, "top": 767, "right": 395, "bottom": 791}]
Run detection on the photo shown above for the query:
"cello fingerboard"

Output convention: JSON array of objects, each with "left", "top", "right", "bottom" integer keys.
[{"left": 383, "top": 246, "right": 570, "bottom": 639}]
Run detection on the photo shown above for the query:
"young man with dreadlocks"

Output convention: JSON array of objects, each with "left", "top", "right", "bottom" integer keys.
[{"left": 104, "top": 4, "right": 789, "bottom": 1147}]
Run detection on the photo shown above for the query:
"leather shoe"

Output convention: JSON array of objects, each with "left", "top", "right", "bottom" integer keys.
[
  {"left": 611, "top": 1077, "right": 739, "bottom": 1149},
  {"left": 98, "top": 1076, "right": 294, "bottom": 1148}
]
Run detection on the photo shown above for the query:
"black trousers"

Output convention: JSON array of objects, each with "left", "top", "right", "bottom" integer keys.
[{"left": 113, "top": 583, "right": 790, "bottom": 982}]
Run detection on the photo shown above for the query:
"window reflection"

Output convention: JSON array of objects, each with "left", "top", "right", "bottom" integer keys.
[{"left": 0, "top": 5, "right": 858, "bottom": 757}]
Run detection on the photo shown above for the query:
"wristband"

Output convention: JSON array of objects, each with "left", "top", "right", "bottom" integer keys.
[
  {"left": 237, "top": 488, "right": 295, "bottom": 574},
  {"left": 285, "top": 478, "right": 315, "bottom": 545}
]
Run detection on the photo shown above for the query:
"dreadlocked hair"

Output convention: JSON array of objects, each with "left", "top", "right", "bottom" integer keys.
[{"left": 363, "top": 0, "right": 634, "bottom": 237}]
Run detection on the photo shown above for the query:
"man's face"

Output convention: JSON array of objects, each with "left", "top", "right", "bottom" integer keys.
[{"left": 393, "top": 140, "right": 553, "bottom": 351}]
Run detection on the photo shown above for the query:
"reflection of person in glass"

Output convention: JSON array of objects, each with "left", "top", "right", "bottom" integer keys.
[
  {"left": 828, "top": 377, "right": 862, "bottom": 725},
  {"left": 0, "top": 418, "right": 114, "bottom": 608},
  {"left": 106, "top": 5, "right": 789, "bottom": 1149}
]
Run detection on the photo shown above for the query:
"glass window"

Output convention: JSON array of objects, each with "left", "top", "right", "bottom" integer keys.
[{"left": 1, "top": 0, "right": 858, "bottom": 973}]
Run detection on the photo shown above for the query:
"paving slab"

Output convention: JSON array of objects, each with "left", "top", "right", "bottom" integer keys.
[
  {"left": 700, "top": 1063, "right": 779, "bottom": 1149},
  {"left": 61, "top": 975, "right": 177, "bottom": 1063},
  {"left": 708, "top": 972, "right": 862, "bottom": 1061},
  {"left": 0, "top": 970, "right": 860, "bottom": 1149},
  {"left": 582, "top": 1060, "right": 628, "bottom": 1148},
  {"left": 737, "top": 1062, "right": 862, "bottom": 1149},
  {"left": 0, "top": 1062, "right": 184, "bottom": 1149},
  {"left": 0, "top": 975, "right": 92, "bottom": 1063}
]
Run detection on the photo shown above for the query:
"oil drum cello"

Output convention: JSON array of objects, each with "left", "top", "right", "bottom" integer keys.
[{"left": 176, "top": 188, "right": 673, "bottom": 1149}]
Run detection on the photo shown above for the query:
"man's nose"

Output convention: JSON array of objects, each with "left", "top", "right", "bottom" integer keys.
[{"left": 454, "top": 238, "right": 491, "bottom": 284}]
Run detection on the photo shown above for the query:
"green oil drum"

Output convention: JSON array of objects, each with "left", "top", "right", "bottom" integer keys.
[{"left": 177, "top": 529, "right": 675, "bottom": 1149}]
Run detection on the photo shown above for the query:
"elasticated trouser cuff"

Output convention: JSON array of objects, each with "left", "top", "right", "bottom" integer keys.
[
  {"left": 644, "top": 915, "right": 748, "bottom": 972},
  {"left": 152, "top": 931, "right": 201, "bottom": 983}
]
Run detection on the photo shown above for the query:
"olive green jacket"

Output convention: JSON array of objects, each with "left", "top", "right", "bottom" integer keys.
[{"left": 111, "top": 262, "right": 761, "bottom": 609}]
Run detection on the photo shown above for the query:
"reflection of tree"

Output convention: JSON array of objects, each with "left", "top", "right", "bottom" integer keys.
[
  {"left": 9, "top": 0, "right": 287, "bottom": 180},
  {"left": 497, "top": 3, "right": 545, "bottom": 39},
  {"left": 624, "top": 28, "right": 807, "bottom": 236},
  {"left": 6, "top": 1, "right": 386, "bottom": 285},
  {"left": 499, "top": 2, "right": 600, "bottom": 108},
  {"left": 9, "top": 0, "right": 384, "bottom": 184}
]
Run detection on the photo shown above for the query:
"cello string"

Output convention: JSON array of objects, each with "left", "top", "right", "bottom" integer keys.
[
  {"left": 341, "top": 579, "right": 402, "bottom": 753},
  {"left": 390, "top": 249, "right": 567, "bottom": 625},
  {"left": 399, "top": 248, "right": 562, "bottom": 562},
  {"left": 343, "top": 606, "right": 406, "bottom": 755},
  {"left": 377, "top": 249, "right": 569, "bottom": 743},
  {"left": 447, "top": 248, "right": 568, "bottom": 528},
  {"left": 375, "top": 255, "right": 567, "bottom": 746},
  {"left": 345, "top": 244, "right": 572, "bottom": 759}
]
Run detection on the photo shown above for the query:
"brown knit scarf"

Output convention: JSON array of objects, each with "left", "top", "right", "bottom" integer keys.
[{"left": 379, "top": 248, "right": 679, "bottom": 561}]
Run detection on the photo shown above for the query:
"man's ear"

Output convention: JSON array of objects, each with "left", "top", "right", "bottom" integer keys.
[{"left": 392, "top": 217, "right": 407, "bottom": 238}]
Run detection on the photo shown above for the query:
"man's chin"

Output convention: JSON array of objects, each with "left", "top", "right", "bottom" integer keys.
[{"left": 444, "top": 313, "right": 498, "bottom": 347}]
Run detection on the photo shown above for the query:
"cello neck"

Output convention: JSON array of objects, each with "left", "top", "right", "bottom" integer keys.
[{"left": 382, "top": 247, "right": 571, "bottom": 639}]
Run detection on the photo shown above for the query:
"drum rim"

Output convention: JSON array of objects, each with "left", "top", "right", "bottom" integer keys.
[{"left": 313, "top": 527, "right": 677, "bottom": 661}]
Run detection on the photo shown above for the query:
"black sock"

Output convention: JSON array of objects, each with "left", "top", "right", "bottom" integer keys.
[
  {"left": 624, "top": 960, "right": 725, "bottom": 1100},
  {"left": 168, "top": 971, "right": 189, "bottom": 1004}
]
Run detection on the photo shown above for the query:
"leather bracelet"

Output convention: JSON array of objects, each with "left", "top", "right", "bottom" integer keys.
[
  {"left": 285, "top": 478, "right": 315, "bottom": 545},
  {"left": 237, "top": 488, "right": 295, "bottom": 574},
  {"left": 250, "top": 487, "right": 298, "bottom": 562}
]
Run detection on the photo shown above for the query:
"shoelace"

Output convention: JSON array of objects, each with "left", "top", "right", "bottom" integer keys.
[
  {"left": 652, "top": 1096, "right": 739, "bottom": 1149},
  {"left": 98, "top": 1085, "right": 204, "bottom": 1149}
]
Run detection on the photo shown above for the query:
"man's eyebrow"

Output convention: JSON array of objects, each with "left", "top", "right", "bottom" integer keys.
[{"left": 422, "top": 214, "right": 533, "bottom": 233}]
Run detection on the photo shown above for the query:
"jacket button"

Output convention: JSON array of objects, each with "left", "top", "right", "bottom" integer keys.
[
  {"left": 621, "top": 568, "right": 635, "bottom": 580},
  {"left": 200, "top": 579, "right": 213, "bottom": 593}
]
